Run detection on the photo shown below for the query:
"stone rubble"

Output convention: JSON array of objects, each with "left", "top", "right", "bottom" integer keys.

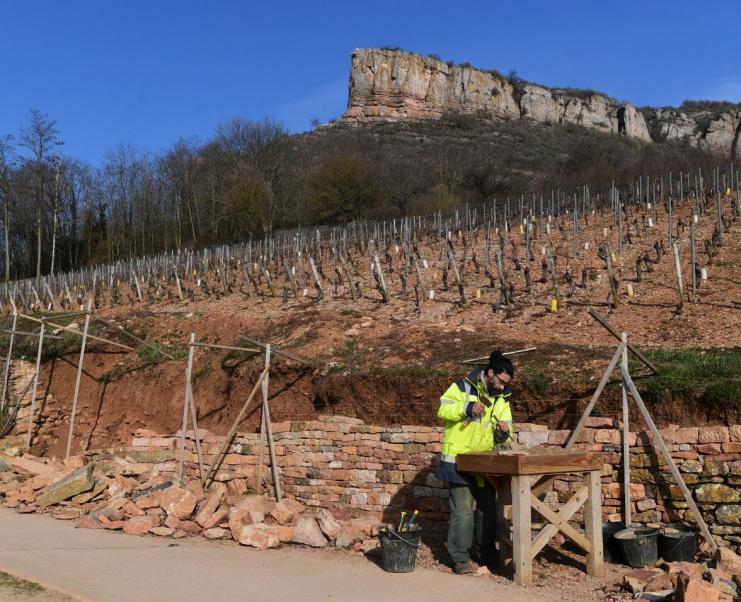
[{"left": 0, "top": 445, "right": 381, "bottom": 554}]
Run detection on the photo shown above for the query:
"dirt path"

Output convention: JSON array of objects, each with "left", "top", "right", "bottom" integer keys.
[{"left": 0, "top": 509, "right": 594, "bottom": 602}]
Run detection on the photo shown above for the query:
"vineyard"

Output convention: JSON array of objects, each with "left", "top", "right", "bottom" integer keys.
[{"left": 0, "top": 166, "right": 739, "bottom": 457}]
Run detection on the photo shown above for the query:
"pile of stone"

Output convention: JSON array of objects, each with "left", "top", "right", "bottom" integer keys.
[
  {"left": 0, "top": 449, "right": 381, "bottom": 551},
  {"left": 622, "top": 550, "right": 741, "bottom": 601}
]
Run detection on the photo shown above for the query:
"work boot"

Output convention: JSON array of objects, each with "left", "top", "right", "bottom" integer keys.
[{"left": 453, "top": 560, "right": 477, "bottom": 575}]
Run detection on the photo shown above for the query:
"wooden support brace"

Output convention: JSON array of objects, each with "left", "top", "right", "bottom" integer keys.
[
  {"left": 587, "top": 307, "right": 658, "bottom": 374},
  {"left": 621, "top": 364, "right": 717, "bottom": 552},
  {"left": 65, "top": 300, "right": 92, "bottom": 458},
  {"left": 204, "top": 366, "right": 269, "bottom": 488}
]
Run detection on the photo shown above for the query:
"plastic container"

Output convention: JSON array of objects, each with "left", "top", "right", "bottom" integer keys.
[
  {"left": 658, "top": 527, "right": 697, "bottom": 562},
  {"left": 614, "top": 527, "right": 658, "bottom": 567},
  {"left": 603, "top": 522, "right": 624, "bottom": 563},
  {"left": 378, "top": 527, "right": 422, "bottom": 573}
]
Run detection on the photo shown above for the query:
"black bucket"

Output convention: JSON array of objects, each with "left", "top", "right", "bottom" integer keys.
[
  {"left": 603, "top": 522, "right": 624, "bottom": 563},
  {"left": 378, "top": 528, "right": 422, "bottom": 573},
  {"left": 614, "top": 527, "right": 658, "bottom": 567},
  {"left": 658, "top": 527, "right": 697, "bottom": 562}
]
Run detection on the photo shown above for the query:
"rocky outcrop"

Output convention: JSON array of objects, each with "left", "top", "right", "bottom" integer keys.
[
  {"left": 339, "top": 48, "right": 740, "bottom": 159},
  {"left": 340, "top": 48, "right": 651, "bottom": 141},
  {"left": 701, "top": 110, "right": 741, "bottom": 159},
  {"left": 643, "top": 107, "right": 741, "bottom": 159},
  {"left": 642, "top": 108, "right": 699, "bottom": 142}
]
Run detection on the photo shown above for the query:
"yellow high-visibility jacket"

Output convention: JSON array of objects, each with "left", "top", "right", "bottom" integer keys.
[{"left": 435, "top": 369, "right": 512, "bottom": 485}]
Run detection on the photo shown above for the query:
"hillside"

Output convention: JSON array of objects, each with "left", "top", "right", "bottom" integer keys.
[{"left": 2, "top": 186, "right": 739, "bottom": 457}]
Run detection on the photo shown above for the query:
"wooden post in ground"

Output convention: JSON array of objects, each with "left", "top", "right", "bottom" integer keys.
[
  {"left": 672, "top": 242, "right": 685, "bottom": 314},
  {"left": 174, "top": 268, "right": 183, "bottom": 300},
  {"left": 621, "top": 365, "right": 717, "bottom": 552},
  {"left": 262, "top": 344, "right": 282, "bottom": 501},
  {"left": 178, "top": 333, "right": 196, "bottom": 480},
  {"left": 372, "top": 254, "right": 390, "bottom": 303},
  {"left": 690, "top": 215, "right": 697, "bottom": 294},
  {"left": 65, "top": 299, "right": 92, "bottom": 458},
  {"left": 257, "top": 402, "right": 267, "bottom": 495},
  {"left": 309, "top": 257, "right": 324, "bottom": 301},
  {"left": 132, "top": 271, "right": 143, "bottom": 303},
  {"left": 1, "top": 306, "right": 17, "bottom": 411},
  {"left": 604, "top": 246, "right": 619, "bottom": 308},
  {"left": 621, "top": 332, "right": 631, "bottom": 527},
  {"left": 186, "top": 382, "right": 205, "bottom": 482},
  {"left": 411, "top": 254, "right": 428, "bottom": 301},
  {"left": 27, "top": 319, "right": 45, "bottom": 448},
  {"left": 339, "top": 254, "right": 358, "bottom": 300},
  {"left": 446, "top": 241, "right": 466, "bottom": 305}
]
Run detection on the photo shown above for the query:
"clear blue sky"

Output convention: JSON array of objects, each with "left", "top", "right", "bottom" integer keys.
[{"left": 1, "top": 0, "right": 739, "bottom": 165}]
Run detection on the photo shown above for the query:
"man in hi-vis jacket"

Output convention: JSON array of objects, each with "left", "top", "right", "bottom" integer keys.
[{"left": 436, "top": 350, "right": 515, "bottom": 574}]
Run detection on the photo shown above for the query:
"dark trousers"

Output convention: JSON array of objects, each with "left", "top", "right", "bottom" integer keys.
[{"left": 447, "top": 481, "right": 496, "bottom": 564}]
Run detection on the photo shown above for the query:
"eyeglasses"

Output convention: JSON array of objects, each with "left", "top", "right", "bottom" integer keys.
[{"left": 493, "top": 373, "right": 512, "bottom": 388}]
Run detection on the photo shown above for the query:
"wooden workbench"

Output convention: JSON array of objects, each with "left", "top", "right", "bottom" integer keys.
[{"left": 457, "top": 449, "right": 604, "bottom": 585}]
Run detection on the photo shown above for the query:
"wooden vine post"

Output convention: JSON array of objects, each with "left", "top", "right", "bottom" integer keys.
[
  {"left": 65, "top": 299, "right": 92, "bottom": 458},
  {"left": 27, "top": 319, "right": 45, "bottom": 448},
  {"left": 0, "top": 304, "right": 17, "bottom": 411},
  {"left": 261, "top": 344, "right": 282, "bottom": 500},
  {"left": 672, "top": 242, "right": 685, "bottom": 314}
]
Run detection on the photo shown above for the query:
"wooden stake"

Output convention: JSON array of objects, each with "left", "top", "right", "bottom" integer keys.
[
  {"left": 672, "top": 242, "right": 685, "bottom": 314},
  {"left": 27, "top": 319, "right": 45, "bottom": 448},
  {"left": 257, "top": 402, "right": 267, "bottom": 495},
  {"left": 690, "top": 216, "right": 697, "bottom": 294},
  {"left": 262, "top": 344, "right": 282, "bottom": 501},
  {"left": 1, "top": 307, "right": 17, "bottom": 411},
  {"left": 204, "top": 366, "right": 269, "bottom": 488},
  {"left": 587, "top": 307, "right": 658, "bottom": 374},
  {"left": 621, "top": 332, "right": 631, "bottom": 527},
  {"left": 178, "top": 333, "right": 196, "bottom": 480},
  {"left": 309, "top": 257, "right": 324, "bottom": 300},
  {"left": 186, "top": 385, "right": 205, "bottom": 482},
  {"left": 65, "top": 299, "right": 92, "bottom": 458}
]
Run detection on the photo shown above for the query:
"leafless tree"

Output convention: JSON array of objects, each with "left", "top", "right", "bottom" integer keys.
[
  {"left": 0, "top": 135, "right": 15, "bottom": 281},
  {"left": 19, "top": 109, "right": 63, "bottom": 277}
]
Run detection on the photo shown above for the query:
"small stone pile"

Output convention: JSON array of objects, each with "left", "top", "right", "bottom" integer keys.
[
  {"left": 0, "top": 448, "right": 382, "bottom": 551},
  {"left": 621, "top": 550, "right": 741, "bottom": 601}
]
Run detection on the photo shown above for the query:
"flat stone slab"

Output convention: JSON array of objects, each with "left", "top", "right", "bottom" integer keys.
[{"left": 36, "top": 464, "right": 94, "bottom": 508}]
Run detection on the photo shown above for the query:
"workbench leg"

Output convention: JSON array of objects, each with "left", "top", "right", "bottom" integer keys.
[
  {"left": 584, "top": 470, "right": 604, "bottom": 577},
  {"left": 494, "top": 477, "right": 512, "bottom": 570},
  {"left": 511, "top": 475, "right": 532, "bottom": 585}
]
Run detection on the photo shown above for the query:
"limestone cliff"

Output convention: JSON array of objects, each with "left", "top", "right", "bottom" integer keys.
[
  {"left": 338, "top": 48, "right": 740, "bottom": 159},
  {"left": 340, "top": 48, "right": 650, "bottom": 141}
]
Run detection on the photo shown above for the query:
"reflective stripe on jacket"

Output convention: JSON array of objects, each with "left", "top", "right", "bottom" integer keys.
[{"left": 435, "top": 369, "right": 512, "bottom": 484}]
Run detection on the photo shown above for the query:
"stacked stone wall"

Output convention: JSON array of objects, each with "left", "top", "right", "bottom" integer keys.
[{"left": 118, "top": 416, "right": 741, "bottom": 551}]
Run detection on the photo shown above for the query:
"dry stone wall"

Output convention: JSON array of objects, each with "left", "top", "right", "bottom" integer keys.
[{"left": 124, "top": 416, "right": 741, "bottom": 551}]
